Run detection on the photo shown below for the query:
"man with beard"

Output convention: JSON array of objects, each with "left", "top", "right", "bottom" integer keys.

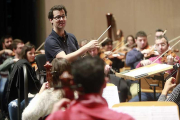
[
  {"left": 0, "top": 35, "right": 13, "bottom": 64},
  {"left": 45, "top": 5, "right": 99, "bottom": 63},
  {"left": 0, "top": 39, "right": 24, "bottom": 72}
]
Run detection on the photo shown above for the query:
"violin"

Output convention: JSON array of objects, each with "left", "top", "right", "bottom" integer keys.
[
  {"left": 161, "top": 50, "right": 179, "bottom": 63},
  {"left": 44, "top": 61, "right": 82, "bottom": 100},
  {"left": 152, "top": 39, "right": 180, "bottom": 64},
  {"left": 59, "top": 71, "right": 83, "bottom": 100},
  {"left": 44, "top": 61, "right": 52, "bottom": 86},
  {"left": 99, "top": 50, "right": 113, "bottom": 66},
  {"left": 31, "top": 62, "right": 38, "bottom": 71}
]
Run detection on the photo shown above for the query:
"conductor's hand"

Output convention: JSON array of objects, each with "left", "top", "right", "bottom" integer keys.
[
  {"left": 140, "top": 60, "right": 151, "bottom": 66},
  {"left": 84, "top": 40, "right": 99, "bottom": 50}
]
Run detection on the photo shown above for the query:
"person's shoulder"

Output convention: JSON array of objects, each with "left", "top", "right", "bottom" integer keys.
[
  {"left": 127, "top": 48, "right": 136, "bottom": 54},
  {"left": 66, "top": 32, "right": 76, "bottom": 39}
]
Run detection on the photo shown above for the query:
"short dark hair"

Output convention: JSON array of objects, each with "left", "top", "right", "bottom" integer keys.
[
  {"left": 48, "top": 5, "right": 67, "bottom": 19},
  {"left": 135, "top": 31, "right": 147, "bottom": 39},
  {"left": 20, "top": 43, "right": 35, "bottom": 60},
  {"left": 11, "top": 39, "right": 23, "bottom": 50},
  {"left": 1, "top": 35, "right": 12, "bottom": 43},
  {"left": 101, "top": 38, "right": 112, "bottom": 47},
  {"left": 156, "top": 35, "right": 169, "bottom": 44},
  {"left": 156, "top": 29, "right": 164, "bottom": 33},
  {"left": 72, "top": 56, "right": 105, "bottom": 93},
  {"left": 51, "top": 58, "right": 71, "bottom": 87}
]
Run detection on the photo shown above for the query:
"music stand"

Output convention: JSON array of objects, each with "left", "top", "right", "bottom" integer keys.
[{"left": 116, "top": 63, "right": 173, "bottom": 101}]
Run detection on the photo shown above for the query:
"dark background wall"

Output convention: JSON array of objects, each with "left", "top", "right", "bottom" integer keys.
[{"left": 0, "top": 0, "right": 37, "bottom": 48}]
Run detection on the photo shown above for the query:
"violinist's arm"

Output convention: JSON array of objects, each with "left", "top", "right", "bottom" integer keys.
[
  {"left": 51, "top": 98, "right": 71, "bottom": 113},
  {"left": 158, "top": 77, "right": 176, "bottom": 101},
  {"left": 126, "top": 49, "right": 144, "bottom": 66},
  {"left": 0, "top": 49, "right": 13, "bottom": 56},
  {"left": 0, "top": 57, "right": 14, "bottom": 71},
  {"left": 38, "top": 82, "right": 49, "bottom": 94},
  {"left": 140, "top": 60, "right": 151, "bottom": 66},
  {"left": 56, "top": 40, "right": 99, "bottom": 62}
]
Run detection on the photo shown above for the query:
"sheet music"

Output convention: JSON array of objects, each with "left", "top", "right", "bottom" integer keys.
[
  {"left": 102, "top": 85, "right": 120, "bottom": 108},
  {"left": 124, "top": 64, "right": 172, "bottom": 77},
  {"left": 112, "top": 106, "right": 179, "bottom": 120}
]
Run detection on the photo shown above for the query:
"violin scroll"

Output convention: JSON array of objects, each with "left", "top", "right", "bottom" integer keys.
[{"left": 44, "top": 61, "right": 52, "bottom": 87}]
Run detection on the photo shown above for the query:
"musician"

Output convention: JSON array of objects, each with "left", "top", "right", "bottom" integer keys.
[
  {"left": 45, "top": 5, "right": 99, "bottom": 62},
  {"left": 129, "top": 35, "right": 180, "bottom": 102},
  {"left": 123, "top": 35, "right": 136, "bottom": 52},
  {"left": 126, "top": 31, "right": 150, "bottom": 70},
  {"left": 22, "top": 58, "right": 71, "bottom": 120},
  {"left": 46, "top": 57, "right": 134, "bottom": 120},
  {"left": 0, "top": 39, "right": 24, "bottom": 72},
  {"left": 137, "top": 35, "right": 179, "bottom": 68},
  {"left": 8, "top": 43, "right": 41, "bottom": 120},
  {"left": 0, "top": 35, "right": 13, "bottom": 64},
  {"left": 101, "top": 38, "right": 124, "bottom": 72}
]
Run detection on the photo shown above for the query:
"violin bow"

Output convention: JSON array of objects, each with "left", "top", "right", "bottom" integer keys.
[
  {"left": 162, "top": 29, "right": 167, "bottom": 36},
  {"left": 97, "top": 25, "right": 111, "bottom": 41},
  {"left": 169, "top": 35, "right": 180, "bottom": 44},
  {"left": 99, "top": 37, "right": 108, "bottom": 45},
  {"left": 152, "top": 39, "right": 180, "bottom": 63},
  {"left": 36, "top": 42, "right": 45, "bottom": 52}
]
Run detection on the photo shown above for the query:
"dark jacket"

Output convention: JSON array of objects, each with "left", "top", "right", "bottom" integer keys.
[
  {"left": 5, "top": 59, "right": 41, "bottom": 107},
  {"left": 125, "top": 48, "right": 144, "bottom": 69}
]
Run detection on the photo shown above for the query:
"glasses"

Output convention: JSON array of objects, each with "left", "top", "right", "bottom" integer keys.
[{"left": 53, "top": 15, "right": 66, "bottom": 20}]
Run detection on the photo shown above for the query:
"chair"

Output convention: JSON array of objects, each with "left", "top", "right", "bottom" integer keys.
[
  {"left": 35, "top": 54, "right": 47, "bottom": 84},
  {"left": 5, "top": 59, "right": 40, "bottom": 120}
]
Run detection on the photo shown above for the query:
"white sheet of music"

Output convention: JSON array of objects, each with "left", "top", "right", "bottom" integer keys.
[
  {"left": 102, "top": 85, "right": 120, "bottom": 108},
  {"left": 112, "top": 106, "right": 179, "bottom": 120},
  {"left": 124, "top": 64, "right": 172, "bottom": 77}
]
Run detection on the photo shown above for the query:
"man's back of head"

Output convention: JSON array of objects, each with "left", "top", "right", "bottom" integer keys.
[{"left": 72, "top": 56, "right": 105, "bottom": 94}]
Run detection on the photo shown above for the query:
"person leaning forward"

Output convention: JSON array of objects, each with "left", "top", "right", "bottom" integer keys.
[{"left": 45, "top": 5, "right": 99, "bottom": 62}]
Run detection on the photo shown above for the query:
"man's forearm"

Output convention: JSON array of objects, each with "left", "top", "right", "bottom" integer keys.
[{"left": 56, "top": 46, "right": 87, "bottom": 62}]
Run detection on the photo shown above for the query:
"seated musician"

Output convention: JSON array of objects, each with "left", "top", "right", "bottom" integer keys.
[
  {"left": 0, "top": 39, "right": 24, "bottom": 72},
  {"left": 129, "top": 35, "right": 180, "bottom": 102},
  {"left": 46, "top": 56, "right": 134, "bottom": 120},
  {"left": 101, "top": 38, "right": 124, "bottom": 72},
  {"left": 126, "top": 31, "right": 151, "bottom": 70},
  {"left": 0, "top": 35, "right": 13, "bottom": 65},
  {"left": 158, "top": 77, "right": 180, "bottom": 109},
  {"left": 22, "top": 58, "right": 71, "bottom": 120},
  {"left": 123, "top": 35, "right": 136, "bottom": 52},
  {"left": 125, "top": 31, "right": 152, "bottom": 98}
]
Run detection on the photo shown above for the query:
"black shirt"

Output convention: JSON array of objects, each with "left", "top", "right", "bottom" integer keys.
[{"left": 45, "top": 30, "right": 79, "bottom": 62}]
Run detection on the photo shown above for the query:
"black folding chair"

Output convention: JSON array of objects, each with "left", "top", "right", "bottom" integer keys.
[{"left": 35, "top": 54, "right": 47, "bottom": 84}]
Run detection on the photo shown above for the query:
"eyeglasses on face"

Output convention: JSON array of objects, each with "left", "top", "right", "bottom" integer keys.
[{"left": 53, "top": 15, "right": 66, "bottom": 20}]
